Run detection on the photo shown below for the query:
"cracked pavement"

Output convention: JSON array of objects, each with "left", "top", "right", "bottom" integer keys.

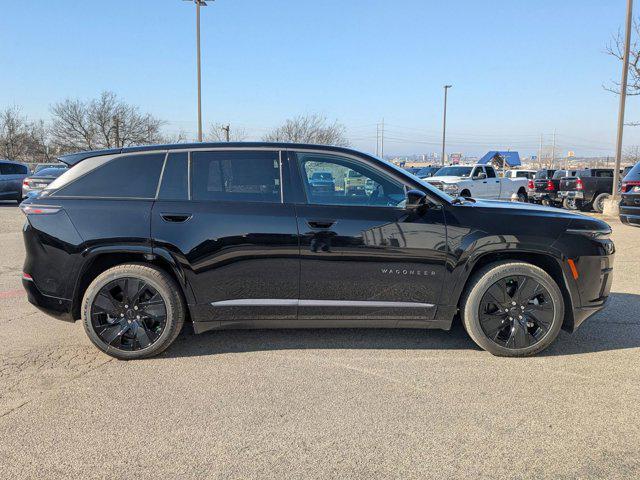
[{"left": 0, "top": 202, "right": 638, "bottom": 479}]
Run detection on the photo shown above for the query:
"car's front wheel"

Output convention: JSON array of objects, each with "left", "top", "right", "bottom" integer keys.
[
  {"left": 81, "top": 264, "right": 185, "bottom": 360},
  {"left": 461, "top": 261, "right": 564, "bottom": 357}
]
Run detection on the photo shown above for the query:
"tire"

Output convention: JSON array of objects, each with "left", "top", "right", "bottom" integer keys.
[
  {"left": 593, "top": 193, "right": 610, "bottom": 213},
  {"left": 517, "top": 190, "right": 527, "bottom": 202},
  {"left": 460, "top": 261, "right": 564, "bottom": 357},
  {"left": 460, "top": 189, "right": 471, "bottom": 198},
  {"left": 562, "top": 197, "right": 577, "bottom": 210},
  {"left": 81, "top": 263, "right": 185, "bottom": 360}
]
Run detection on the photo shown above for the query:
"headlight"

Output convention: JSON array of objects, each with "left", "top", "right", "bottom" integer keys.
[{"left": 443, "top": 184, "right": 459, "bottom": 194}]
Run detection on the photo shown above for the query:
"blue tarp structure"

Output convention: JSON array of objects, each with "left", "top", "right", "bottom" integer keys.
[{"left": 477, "top": 151, "right": 521, "bottom": 168}]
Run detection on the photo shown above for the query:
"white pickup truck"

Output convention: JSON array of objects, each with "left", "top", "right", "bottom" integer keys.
[{"left": 425, "top": 165, "right": 529, "bottom": 201}]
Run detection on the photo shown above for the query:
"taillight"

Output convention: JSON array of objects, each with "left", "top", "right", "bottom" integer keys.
[
  {"left": 576, "top": 179, "right": 583, "bottom": 190},
  {"left": 19, "top": 204, "right": 61, "bottom": 216},
  {"left": 527, "top": 180, "right": 535, "bottom": 190},
  {"left": 546, "top": 180, "right": 555, "bottom": 191},
  {"left": 23, "top": 179, "right": 30, "bottom": 187},
  {"left": 622, "top": 180, "right": 640, "bottom": 193}
]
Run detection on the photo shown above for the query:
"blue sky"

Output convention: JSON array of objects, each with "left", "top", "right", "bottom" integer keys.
[{"left": 0, "top": 0, "right": 636, "bottom": 157}]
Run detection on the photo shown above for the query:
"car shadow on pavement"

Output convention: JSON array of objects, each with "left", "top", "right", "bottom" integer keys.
[
  {"left": 0, "top": 201, "right": 20, "bottom": 207},
  {"left": 163, "top": 293, "right": 639, "bottom": 359}
]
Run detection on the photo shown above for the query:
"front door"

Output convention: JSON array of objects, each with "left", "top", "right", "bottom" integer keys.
[
  {"left": 290, "top": 150, "right": 447, "bottom": 324},
  {"left": 151, "top": 149, "right": 300, "bottom": 327}
]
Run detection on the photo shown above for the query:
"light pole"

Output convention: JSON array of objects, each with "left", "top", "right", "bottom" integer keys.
[
  {"left": 184, "top": 0, "right": 209, "bottom": 142},
  {"left": 612, "top": 0, "right": 634, "bottom": 201},
  {"left": 441, "top": 85, "right": 452, "bottom": 166}
]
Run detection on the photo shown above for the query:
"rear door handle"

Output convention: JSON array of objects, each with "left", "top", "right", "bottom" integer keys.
[
  {"left": 160, "top": 213, "right": 192, "bottom": 223},
  {"left": 307, "top": 219, "right": 336, "bottom": 229}
]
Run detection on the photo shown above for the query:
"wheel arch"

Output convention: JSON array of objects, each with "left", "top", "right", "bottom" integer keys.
[
  {"left": 454, "top": 250, "right": 575, "bottom": 332},
  {"left": 70, "top": 246, "right": 195, "bottom": 321}
]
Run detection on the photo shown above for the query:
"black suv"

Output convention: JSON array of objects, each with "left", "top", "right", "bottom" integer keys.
[
  {"left": 21, "top": 143, "right": 614, "bottom": 359},
  {"left": 620, "top": 162, "right": 640, "bottom": 226}
]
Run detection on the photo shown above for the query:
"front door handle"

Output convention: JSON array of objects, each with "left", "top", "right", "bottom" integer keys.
[
  {"left": 307, "top": 219, "right": 336, "bottom": 229},
  {"left": 160, "top": 213, "right": 192, "bottom": 223}
]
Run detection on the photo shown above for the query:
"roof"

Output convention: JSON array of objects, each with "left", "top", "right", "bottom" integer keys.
[
  {"left": 477, "top": 151, "right": 521, "bottom": 167},
  {"left": 57, "top": 142, "right": 361, "bottom": 166}
]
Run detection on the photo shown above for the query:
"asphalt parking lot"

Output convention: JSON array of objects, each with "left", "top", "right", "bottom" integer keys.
[{"left": 0, "top": 202, "right": 638, "bottom": 479}]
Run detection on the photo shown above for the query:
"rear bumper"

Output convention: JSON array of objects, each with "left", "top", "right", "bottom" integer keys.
[
  {"left": 22, "top": 278, "right": 74, "bottom": 322},
  {"left": 558, "top": 191, "right": 584, "bottom": 199},
  {"left": 620, "top": 201, "right": 640, "bottom": 226}
]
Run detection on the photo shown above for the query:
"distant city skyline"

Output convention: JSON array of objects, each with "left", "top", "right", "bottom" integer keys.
[{"left": 1, "top": 0, "right": 638, "bottom": 157}]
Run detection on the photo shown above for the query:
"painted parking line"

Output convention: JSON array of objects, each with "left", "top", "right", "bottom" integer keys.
[{"left": 0, "top": 289, "right": 25, "bottom": 299}]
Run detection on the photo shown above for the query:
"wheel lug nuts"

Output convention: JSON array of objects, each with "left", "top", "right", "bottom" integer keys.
[
  {"left": 125, "top": 305, "right": 129, "bottom": 308},
  {"left": 511, "top": 301, "right": 516, "bottom": 306},
  {"left": 518, "top": 315, "right": 523, "bottom": 319},
  {"left": 134, "top": 306, "right": 138, "bottom": 310},
  {"left": 136, "top": 315, "right": 140, "bottom": 320},
  {"left": 120, "top": 313, "right": 124, "bottom": 317},
  {"left": 505, "top": 309, "right": 509, "bottom": 312}
]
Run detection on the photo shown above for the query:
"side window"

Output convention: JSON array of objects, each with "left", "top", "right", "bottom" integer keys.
[
  {"left": 191, "top": 150, "right": 281, "bottom": 203},
  {"left": 158, "top": 152, "right": 188, "bottom": 200},
  {"left": 55, "top": 153, "right": 165, "bottom": 198},
  {"left": 0, "top": 164, "right": 9, "bottom": 175},
  {"left": 596, "top": 170, "right": 613, "bottom": 178},
  {"left": 485, "top": 167, "right": 497, "bottom": 178},
  {"left": 295, "top": 152, "right": 405, "bottom": 207}
]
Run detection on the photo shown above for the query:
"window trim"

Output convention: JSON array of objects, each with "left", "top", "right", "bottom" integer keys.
[
  {"left": 188, "top": 148, "right": 284, "bottom": 204},
  {"left": 291, "top": 149, "right": 411, "bottom": 209}
]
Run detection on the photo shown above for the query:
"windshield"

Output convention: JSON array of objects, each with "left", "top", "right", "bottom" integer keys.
[
  {"left": 434, "top": 166, "right": 472, "bottom": 177},
  {"left": 416, "top": 167, "right": 438, "bottom": 177}
]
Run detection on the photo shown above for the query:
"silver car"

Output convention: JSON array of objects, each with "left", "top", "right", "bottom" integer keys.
[
  {"left": 0, "top": 160, "right": 29, "bottom": 203},
  {"left": 22, "top": 166, "right": 68, "bottom": 200}
]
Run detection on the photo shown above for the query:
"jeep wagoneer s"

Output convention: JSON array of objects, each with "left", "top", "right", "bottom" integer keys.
[{"left": 21, "top": 143, "right": 614, "bottom": 359}]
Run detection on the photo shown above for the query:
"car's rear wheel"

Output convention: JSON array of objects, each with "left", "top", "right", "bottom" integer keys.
[
  {"left": 593, "top": 193, "right": 610, "bottom": 213},
  {"left": 517, "top": 190, "right": 527, "bottom": 202},
  {"left": 81, "top": 264, "right": 185, "bottom": 360},
  {"left": 461, "top": 261, "right": 564, "bottom": 357},
  {"left": 563, "top": 197, "right": 578, "bottom": 210}
]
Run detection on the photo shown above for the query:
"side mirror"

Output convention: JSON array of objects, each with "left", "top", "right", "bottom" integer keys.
[
  {"left": 474, "top": 172, "right": 487, "bottom": 180},
  {"left": 406, "top": 189, "right": 427, "bottom": 210}
]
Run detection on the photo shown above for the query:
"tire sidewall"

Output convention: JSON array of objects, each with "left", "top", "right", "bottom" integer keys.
[
  {"left": 82, "top": 265, "right": 182, "bottom": 360},
  {"left": 462, "top": 262, "right": 564, "bottom": 357}
]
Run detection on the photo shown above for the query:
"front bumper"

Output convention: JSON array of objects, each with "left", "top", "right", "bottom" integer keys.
[{"left": 22, "top": 278, "right": 74, "bottom": 322}]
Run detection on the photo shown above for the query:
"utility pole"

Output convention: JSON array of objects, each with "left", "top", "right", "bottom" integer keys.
[
  {"left": 538, "top": 134, "right": 543, "bottom": 170},
  {"left": 221, "top": 124, "right": 230, "bottom": 142},
  {"left": 613, "top": 0, "right": 634, "bottom": 200},
  {"left": 441, "top": 85, "right": 452, "bottom": 166},
  {"left": 184, "top": 0, "right": 208, "bottom": 142},
  {"left": 380, "top": 118, "right": 385, "bottom": 158},
  {"left": 551, "top": 130, "right": 556, "bottom": 170},
  {"left": 375, "top": 124, "right": 379, "bottom": 156}
]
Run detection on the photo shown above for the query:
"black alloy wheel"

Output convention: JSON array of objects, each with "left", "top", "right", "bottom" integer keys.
[
  {"left": 478, "top": 275, "right": 554, "bottom": 349},
  {"left": 90, "top": 277, "right": 167, "bottom": 351}
]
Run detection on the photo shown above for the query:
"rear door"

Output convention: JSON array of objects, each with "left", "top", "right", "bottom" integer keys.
[
  {"left": 290, "top": 149, "right": 447, "bottom": 325},
  {"left": 0, "top": 163, "right": 9, "bottom": 197},
  {"left": 151, "top": 148, "right": 300, "bottom": 326}
]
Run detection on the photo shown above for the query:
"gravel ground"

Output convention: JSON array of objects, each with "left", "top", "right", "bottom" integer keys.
[{"left": 0, "top": 202, "right": 638, "bottom": 479}]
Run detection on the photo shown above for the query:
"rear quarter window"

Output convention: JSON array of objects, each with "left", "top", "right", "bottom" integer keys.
[{"left": 53, "top": 153, "right": 166, "bottom": 199}]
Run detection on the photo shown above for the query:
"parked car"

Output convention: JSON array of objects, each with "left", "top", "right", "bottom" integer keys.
[
  {"left": 21, "top": 143, "right": 614, "bottom": 359},
  {"left": 308, "top": 171, "right": 335, "bottom": 193},
  {"left": 414, "top": 166, "right": 440, "bottom": 179},
  {"left": 33, "top": 162, "right": 67, "bottom": 174},
  {"left": 558, "top": 168, "right": 614, "bottom": 212},
  {"left": 620, "top": 162, "right": 640, "bottom": 227},
  {"left": 426, "top": 164, "right": 529, "bottom": 200},
  {"left": 0, "top": 160, "right": 29, "bottom": 203},
  {"left": 22, "top": 166, "right": 68, "bottom": 199},
  {"left": 343, "top": 168, "right": 367, "bottom": 195},
  {"left": 504, "top": 169, "right": 536, "bottom": 179},
  {"left": 529, "top": 169, "right": 575, "bottom": 207}
]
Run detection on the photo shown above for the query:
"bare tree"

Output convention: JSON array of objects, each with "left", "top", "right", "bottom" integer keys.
[
  {"left": 624, "top": 145, "right": 640, "bottom": 164},
  {"left": 50, "top": 91, "right": 166, "bottom": 152},
  {"left": 0, "top": 106, "right": 30, "bottom": 160},
  {"left": 262, "top": 114, "right": 349, "bottom": 146},
  {"left": 605, "top": 20, "right": 640, "bottom": 97},
  {"left": 206, "top": 122, "right": 247, "bottom": 142}
]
